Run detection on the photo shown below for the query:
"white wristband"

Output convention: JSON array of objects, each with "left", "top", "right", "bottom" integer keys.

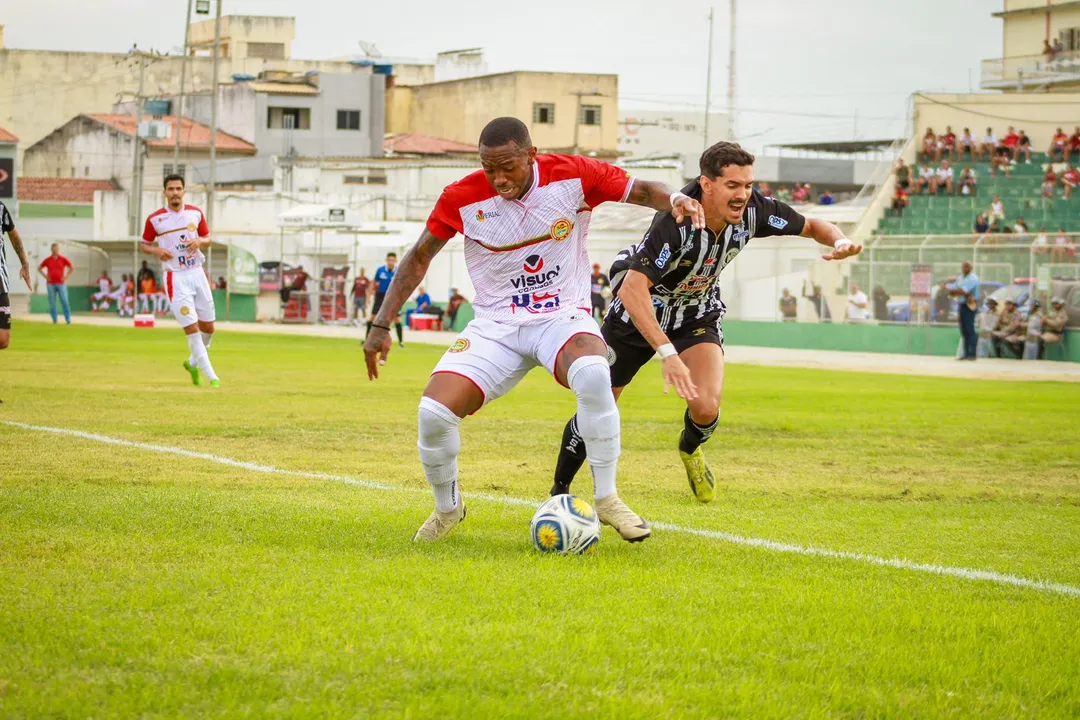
[
  {"left": 669, "top": 192, "right": 689, "bottom": 209},
  {"left": 657, "top": 343, "right": 677, "bottom": 359},
  {"left": 833, "top": 238, "right": 853, "bottom": 252}
]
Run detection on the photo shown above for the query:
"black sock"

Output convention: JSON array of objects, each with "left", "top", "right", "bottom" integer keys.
[
  {"left": 551, "top": 414, "right": 588, "bottom": 496},
  {"left": 395, "top": 322, "right": 403, "bottom": 344},
  {"left": 678, "top": 409, "right": 719, "bottom": 455}
]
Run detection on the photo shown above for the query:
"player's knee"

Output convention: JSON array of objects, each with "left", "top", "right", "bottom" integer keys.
[
  {"left": 688, "top": 387, "right": 722, "bottom": 421},
  {"left": 417, "top": 396, "right": 461, "bottom": 465},
  {"left": 566, "top": 355, "right": 612, "bottom": 405},
  {"left": 0, "top": 334, "right": 9, "bottom": 350}
]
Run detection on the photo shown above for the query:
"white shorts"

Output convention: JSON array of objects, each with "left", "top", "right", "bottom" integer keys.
[
  {"left": 165, "top": 270, "right": 215, "bottom": 328},
  {"left": 431, "top": 312, "right": 602, "bottom": 410}
]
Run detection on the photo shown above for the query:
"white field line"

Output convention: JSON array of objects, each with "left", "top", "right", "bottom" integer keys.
[{"left": 5, "top": 420, "right": 1079, "bottom": 599}]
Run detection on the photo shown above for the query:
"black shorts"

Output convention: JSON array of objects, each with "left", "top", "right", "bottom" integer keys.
[
  {"left": 0, "top": 292, "right": 10, "bottom": 330},
  {"left": 603, "top": 311, "right": 723, "bottom": 388},
  {"left": 371, "top": 292, "right": 386, "bottom": 316}
]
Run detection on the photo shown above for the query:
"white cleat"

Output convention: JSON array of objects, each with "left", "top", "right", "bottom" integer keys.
[
  {"left": 595, "top": 494, "right": 651, "bottom": 543},
  {"left": 412, "top": 499, "right": 467, "bottom": 542}
]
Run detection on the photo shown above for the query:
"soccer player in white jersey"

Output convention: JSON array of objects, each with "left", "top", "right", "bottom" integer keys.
[
  {"left": 141, "top": 174, "right": 221, "bottom": 388},
  {"left": 364, "top": 117, "right": 705, "bottom": 542}
]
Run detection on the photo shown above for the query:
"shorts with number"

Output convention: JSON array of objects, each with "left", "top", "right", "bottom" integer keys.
[
  {"left": 432, "top": 311, "right": 602, "bottom": 409},
  {"left": 0, "top": 292, "right": 10, "bottom": 330},
  {"left": 165, "top": 270, "right": 215, "bottom": 328},
  {"left": 603, "top": 310, "right": 724, "bottom": 388}
]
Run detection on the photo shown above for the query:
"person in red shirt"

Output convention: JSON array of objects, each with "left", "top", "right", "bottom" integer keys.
[
  {"left": 349, "top": 267, "right": 370, "bottom": 322},
  {"left": 1001, "top": 126, "right": 1020, "bottom": 162},
  {"left": 1068, "top": 126, "right": 1080, "bottom": 163},
  {"left": 1062, "top": 164, "right": 1079, "bottom": 200},
  {"left": 1049, "top": 127, "right": 1069, "bottom": 162},
  {"left": 37, "top": 243, "right": 74, "bottom": 324},
  {"left": 938, "top": 126, "right": 957, "bottom": 161}
]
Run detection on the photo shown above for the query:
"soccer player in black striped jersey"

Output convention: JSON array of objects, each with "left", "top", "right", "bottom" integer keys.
[
  {"left": 0, "top": 200, "right": 33, "bottom": 350},
  {"left": 550, "top": 142, "right": 862, "bottom": 502}
]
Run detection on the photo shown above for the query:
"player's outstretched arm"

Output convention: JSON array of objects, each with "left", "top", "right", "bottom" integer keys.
[
  {"left": 800, "top": 218, "right": 862, "bottom": 261},
  {"left": 626, "top": 180, "right": 706, "bottom": 230},
  {"left": 617, "top": 270, "right": 697, "bottom": 400},
  {"left": 9, "top": 228, "right": 33, "bottom": 289},
  {"left": 363, "top": 229, "right": 447, "bottom": 380}
]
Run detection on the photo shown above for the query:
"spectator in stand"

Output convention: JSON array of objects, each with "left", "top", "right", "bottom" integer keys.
[
  {"left": 777, "top": 185, "right": 792, "bottom": 202},
  {"left": 446, "top": 287, "right": 467, "bottom": 331},
  {"left": 891, "top": 185, "right": 909, "bottom": 216},
  {"left": 1069, "top": 126, "right": 1080, "bottom": 163},
  {"left": 973, "top": 212, "right": 990, "bottom": 241},
  {"left": 932, "top": 160, "right": 955, "bottom": 195},
  {"left": 758, "top": 181, "right": 774, "bottom": 198},
  {"left": 846, "top": 283, "right": 869, "bottom": 322},
  {"left": 802, "top": 281, "right": 832, "bottom": 323},
  {"left": 933, "top": 280, "right": 951, "bottom": 322},
  {"left": 1049, "top": 127, "right": 1069, "bottom": 162},
  {"left": 978, "top": 127, "right": 997, "bottom": 162},
  {"left": 138, "top": 274, "right": 157, "bottom": 313},
  {"left": 872, "top": 285, "right": 890, "bottom": 321},
  {"left": 939, "top": 126, "right": 957, "bottom": 161},
  {"left": 957, "top": 128, "right": 976, "bottom": 161},
  {"left": 918, "top": 163, "right": 935, "bottom": 194},
  {"left": 1041, "top": 297, "right": 1068, "bottom": 351},
  {"left": 1043, "top": 39, "right": 1057, "bottom": 65},
  {"left": 818, "top": 189, "right": 835, "bottom": 205},
  {"left": 1061, "top": 164, "right": 1079, "bottom": 199},
  {"left": 1052, "top": 228, "right": 1074, "bottom": 262},
  {"left": 350, "top": 268, "right": 370, "bottom": 322},
  {"left": 136, "top": 260, "right": 155, "bottom": 289},
  {"left": 988, "top": 195, "right": 1006, "bottom": 222},
  {"left": 894, "top": 159, "right": 911, "bottom": 190},
  {"left": 37, "top": 243, "right": 74, "bottom": 325},
  {"left": 779, "top": 288, "right": 798, "bottom": 322},
  {"left": 1042, "top": 170, "right": 1057, "bottom": 199},
  {"left": 992, "top": 298, "right": 1025, "bottom": 357},
  {"left": 921, "top": 128, "right": 937, "bottom": 163},
  {"left": 1053, "top": 37, "right": 1065, "bottom": 55},
  {"left": 991, "top": 130, "right": 1014, "bottom": 177},
  {"left": 959, "top": 165, "right": 977, "bottom": 196},
  {"left": 1013, "top": 216, "right": 1029, "bottom": 240},
  {"left": 215, "top": 276, "right": 227, "bottom": 290},
  {"left": 976, "top": 297, "right": 998, "bottom": 358},
  {"left": 1033, "top": 227, "right": 1051, "bottom": 255},
  {"left": 1016, "top": 129, "right": 1033, "bottom": 163},
  {"left": 791, "top": 184, "right": 809, "bottom": 204},
  {"left": 1001, "top": 125, "right": 1020, "bottom": 156},
  {"left": 1022, "top": 300, "right": 1044, "bottom": 360}
]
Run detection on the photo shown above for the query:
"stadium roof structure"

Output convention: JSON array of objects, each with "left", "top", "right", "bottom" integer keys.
[{"left": 767, "top": 139, "right": 904, "bottom": 155}]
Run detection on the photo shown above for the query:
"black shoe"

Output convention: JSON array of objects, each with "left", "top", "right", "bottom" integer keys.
[{"left": 550, "top": 481, "right": 571, "bottom": 497}]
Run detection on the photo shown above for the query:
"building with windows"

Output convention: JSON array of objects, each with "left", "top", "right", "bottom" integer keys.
[
  {"left": 386, "top": 71, "right": 619, "bottom": 158},
  {"left": 982, "top": 0, "right": 1080, "bottom": 90},
  {"left": 617, "top": 110, "right": 730, "bottom": 172}
]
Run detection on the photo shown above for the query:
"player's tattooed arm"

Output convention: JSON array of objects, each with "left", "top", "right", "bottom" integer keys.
[
  {"left": 626, "top": 180, "right": 706, "bottom": 229},
  {"left": 372, "top": 229, "right": 448, "bottom": 327},
  {"left": 8, "top": 228, "right": 33, "bottom": 289},
  {"left": 800, "top": 218, "right": 863, "bottom": 261}
]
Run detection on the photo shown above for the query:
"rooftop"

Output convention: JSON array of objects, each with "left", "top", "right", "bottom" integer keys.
[
  {"left": 384, "top": 132, "right": 476, "bottom": 157},
  {"left": 88, "top": 114, "right": 257, "bottom": 153},
  {"left": 17, "top": 177, "right": 117, "bottom": 203},
  {"left": 0, "top": 126, "right": 18, "bottom": 143}
]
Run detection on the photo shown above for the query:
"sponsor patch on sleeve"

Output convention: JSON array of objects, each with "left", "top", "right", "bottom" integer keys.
[
  {"left": 768, "top": 215, "right": 789, "bottom": 230},
  {"left": 656, "top": 243, "right": 672, "bottom": 269}
]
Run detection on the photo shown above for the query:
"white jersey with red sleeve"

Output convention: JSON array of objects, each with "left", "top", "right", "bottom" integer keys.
[
  {"left": 426, "top": 154, "right": 634, "bottom": 326},
  {"left": 142, "top": 204, "right": 210, "bottom": 273}
]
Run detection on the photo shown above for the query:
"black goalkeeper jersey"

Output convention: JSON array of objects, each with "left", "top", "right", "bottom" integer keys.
[{"left": 606, "top": 181, "right": 807, "bottom": 332}]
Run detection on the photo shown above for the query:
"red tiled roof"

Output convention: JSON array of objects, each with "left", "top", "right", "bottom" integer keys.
[
  {"left": 17, "top": 177, "right": 117, "bottom": 203},
  {"left": 88, "top": 114, "right": 256, "bottom": 153},
  {"left": 384, "top": 133, "right": 476, "bottom": 156},
  {"left": 0, "top": 126, "right": 18, "bottom": 143}
]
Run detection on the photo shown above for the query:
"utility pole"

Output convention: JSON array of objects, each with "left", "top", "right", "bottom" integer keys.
[
  {"left": 727, "top": 0, "right": 737, "bottom": 142},
  {"left": 173, "top": 0, "right": 194, "bottom": 174},
  {"left": 129, "top": 52, "right": 147, "bottom": 236},
  {"left": 704, "top": 7, "right": 714, "bottom": 150},
  {"left": 208, "top": 0, "right": 222, "bottom": 273}
]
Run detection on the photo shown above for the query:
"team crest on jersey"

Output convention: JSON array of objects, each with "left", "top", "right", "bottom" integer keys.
[
  {"left": 449, "top": 338, "right": 470, "bottom": 353},
  {"left": 768, "top": 215, "right": 788, "bottom": 230},
  {"left": 180, "top": 306, "right": 191, "bottom": 316},
  {"left": 724, "top": 247, "right": 741, "bottom": 265},
  {"left": 187, "top": 222, "right": 197, "bottom": 232},
  {"left": 606, "top": 345, "right": 617, "bottom": 366},
  {"left": 550, "top": 217, "right": 572, "bottom": 241}
]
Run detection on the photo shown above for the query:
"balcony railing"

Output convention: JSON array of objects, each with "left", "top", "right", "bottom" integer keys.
[{"left": 981, "top": 51, "right": 1080, "bottom": 89}]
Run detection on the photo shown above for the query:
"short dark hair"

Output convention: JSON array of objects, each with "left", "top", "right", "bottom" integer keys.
[
  {"left": 479, "top": 117, "right": 532, "bottom": 150},
  {"left": 163, "top": 174, "right": 185, "bottom": 188},
  {"left": 386, "top": 252, "right": 397, "bottom": 259},
  {"left": 699, "top": 141, "right": 755, "bottom": 179}
]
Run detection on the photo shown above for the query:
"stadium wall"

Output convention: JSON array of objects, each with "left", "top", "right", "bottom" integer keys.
[
  {"left": 29, "top": 289, "right": 256, "bottom": 321},
  {"left": 724, "top": 320, "right": 1080, "bottom": 362}
]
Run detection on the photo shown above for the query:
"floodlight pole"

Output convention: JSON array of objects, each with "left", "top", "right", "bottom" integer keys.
[
  {"left": 129, "top": 53, "right": 147, "bottom": 236},
  {"left": 727, "top": 0, "right": 736, "bottom": 142},
  {"left": 173, "top": 0, "right": 194, "bottom": 173},
  {"left": 704, "top": 6, "right": 714, "bottom": 150},
  {"left": 208, "top": 0, "right": 222, "bottom": 273}
]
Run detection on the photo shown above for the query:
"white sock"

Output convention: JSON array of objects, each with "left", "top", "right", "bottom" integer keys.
[
  {"left": 201, "top": 331, "right": 213, "bottom": 349},
  {"left": 186, "top": 332, "right": 219, "bottom": 382},
  {"left": 417, "top": 396, "right": 462, "bottom": 512},
  {"left": 567, "top": 355, "right": 620, "bottom": 500}
]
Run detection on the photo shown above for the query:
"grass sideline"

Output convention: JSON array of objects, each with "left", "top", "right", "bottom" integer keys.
[{"left": 2, "top": 323, "right": 1079, "bottom": 717}]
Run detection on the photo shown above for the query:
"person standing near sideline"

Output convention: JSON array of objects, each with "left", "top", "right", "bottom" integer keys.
[
  {"left": 367, "top": 252, "right": 403, "bottom": 349},
  {"left": 446, "top": 287, "right": 467, "bottom": 331},
  {"left": 1, "top": 200, "right": 34, "bottom": 349},
  {"left": 590, "top": 263, "right": 610, "bottom": 322},
  {"left": 37, "top": 243, "right": 74, "bottom": 325},
  {"left": 350, "top": 268, "right": 370, "bottom": 323},
  {"left": 949, "top": 261, "right": 980, "bottom": 360}
]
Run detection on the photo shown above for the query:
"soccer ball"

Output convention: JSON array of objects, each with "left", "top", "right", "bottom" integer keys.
[{"left": 530, "top": 494, "right": 601, "bottom": 555}]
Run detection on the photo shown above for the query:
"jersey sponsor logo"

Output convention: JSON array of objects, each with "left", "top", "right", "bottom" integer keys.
[
  {"left": 656, "top": 243, "right": 672, "bottom": 269},
  {"left": 692, "top": 327, "right": 707, "bottom": 336},
  {"left": 733, "top": 227, "right": 750, "bottom": 242},
  {"left": 679, "top": 230, "right": 696, "bottom": 255},
  {"left": 704, "top": 257, "right": 717, "bottom": 266},
  {"left": 449, "top": 337, "right": 471, "bottom": 353},
  {"left": 511, "top": 291, "right": 561, "bottom": 314},
  {"left": 475, "top": 209, "right": 500, "bottom": 223},
  {"left": 512, "top": 254, "right": 561, "bottom": 290},
  {"left": 550, "top": 217, "right": 572, "bottom": 241},
  {"left": 768, "top": 215, "right": 788, "bottom": 230},
  {"left": 523, "top": 254, "right": 544, "bottom": 274},
  {"left": 672, "top": 274, "right": 716, "bottom": 298}
]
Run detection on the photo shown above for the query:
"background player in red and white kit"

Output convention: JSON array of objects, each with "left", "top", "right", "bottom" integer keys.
[
  {"left": 141, "top": 174, "right": 221, "bottom": 388},
  {"left": 364, "top": 117, "right": 705, "bottom": 542}
]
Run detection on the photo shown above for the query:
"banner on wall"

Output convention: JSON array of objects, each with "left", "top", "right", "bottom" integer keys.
[{"left": 228, "top": 246, "right": 259, "bottom": 295}]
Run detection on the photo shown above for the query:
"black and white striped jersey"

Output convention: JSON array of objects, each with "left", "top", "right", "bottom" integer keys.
[
  {"left": 606, "top": 182, "right": 807, "bottom": 332},
  {"left": 0, "top": 201, "right": 14, "bottom": 294}
]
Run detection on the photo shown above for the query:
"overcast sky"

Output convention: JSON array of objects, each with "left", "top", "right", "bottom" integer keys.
[{"left": 4, "top": 0, "right": 1003, "bottom": 151}]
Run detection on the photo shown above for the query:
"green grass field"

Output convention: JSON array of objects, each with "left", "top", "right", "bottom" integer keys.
[{"left": 2, "top": 323, "right": 1079, "bottom": 718}]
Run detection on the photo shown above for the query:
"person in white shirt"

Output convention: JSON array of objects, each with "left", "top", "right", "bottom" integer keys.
[
  {"left": 957, "top": 128, "right": 976, "bottom": 162},
  {"left": 91, "top": 272, "right": 114, "bottom": 311},
  {"left": 846, "top": 283, "right": 870, "bottom": 322},
  {"left": 959, "top": 165, "right": 977, "bottom": 196},
  {"left": 978, "top": 127, "right": 997, "bottom": 162},
  {"left": 976, "top": 297, "right": 999, "bottom": 358},
  {"left": 1033, "top": 227, "right": 1050, "bottom": 254},
  {"left": 918, "top": 165, "right": 935, "bottom": 195},
  {"left": 988, "top": 195, "right": 1006, "bottom": 222},
  {"left": 932, "top": 160, "right": 955, "bottom": 196}
]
